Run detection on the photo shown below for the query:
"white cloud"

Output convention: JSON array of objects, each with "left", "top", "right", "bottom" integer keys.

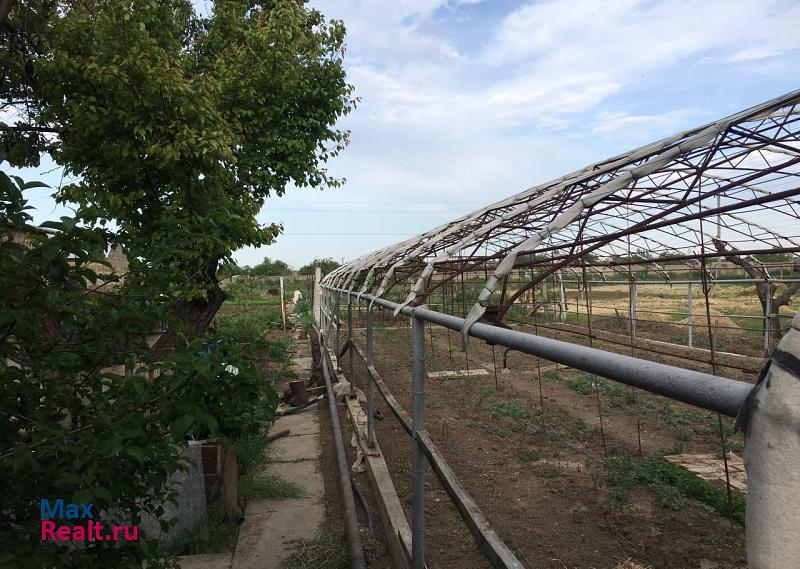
[
  {"left": 592, "top": 108, "right": 702, "bottom": 139},
  {"left": 322, "top": 0, "right": 800, "bottom": 136},
  {"left": 487, "top": 0, "right": 800, "bottom": 75},
  {"left": 260, "top": 0, "right": 800, "bottom": 264}
]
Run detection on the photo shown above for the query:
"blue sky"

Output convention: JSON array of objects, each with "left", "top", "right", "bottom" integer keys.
[{"left": 8, "top": 0, "right": 800, "bottom": 268}]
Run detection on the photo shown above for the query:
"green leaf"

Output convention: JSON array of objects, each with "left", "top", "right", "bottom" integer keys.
[
  {"left": 171, "top": 415, "right": 195, "bottom": 438},
  {"left": 72, "top": 488, "right": 93, "bottom": 504},
  {"left": 125, "top": 447, "right": 146, "bottom": 464}
]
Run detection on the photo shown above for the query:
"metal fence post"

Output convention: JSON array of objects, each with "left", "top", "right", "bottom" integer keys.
[
  {"left": 335, "top": 292, "right": 341, "bottom": 360},
  {"left": 279, "top": 275, "right": 287, "bottom": 330},
  {"left": 321, "top": 288, "right": 326, "bottom": 334},
  {"left": 410, "top": 313, "right": 426, "bottom": 569},
  {"left": 348, "top": 294, "right": 355, "bottom": 394},
  {"left": 366, "top": 303, "right": 376, "bottom": 446},
  {"left": 631, "top": 281, "right": 638, "bottom": 338},
  {"left": 687, "top": 282, "right": 693, "bottom": 348},
  {"left": 764, "top": 286, "right": 772, "bottom": 354},
  {"left": 324, "top": 289, "right": 331, "bottom": 338}
]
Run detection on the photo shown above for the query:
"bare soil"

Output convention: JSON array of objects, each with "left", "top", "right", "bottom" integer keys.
[
  {"left": 317, "top": 368, "right": 393, "bottom": 569},
  {"left": 341, "top": 309, "right": 747, "bottom": 569}
]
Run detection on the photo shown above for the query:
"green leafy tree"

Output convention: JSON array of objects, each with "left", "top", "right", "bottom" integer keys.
[
  {"left": 298, "top": 256, "right": 340, "bottom": 275},
  {"left": 1, "top": 171, "right": 283, "bottom": 569},
  {"left": 218, "top": 260, "right": 244, "bottom": 278},
  {"left": 250, "top": 256, "right": 291, "bottom": 276},
  {"left": 1, "top": 0, "right": 355, "bottom": 350},
  {"left": 1, "top": 175, "right": 278, "bottom": 567}
]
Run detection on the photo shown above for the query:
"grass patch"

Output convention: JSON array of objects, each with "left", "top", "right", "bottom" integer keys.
[
  {"left": 217, "top": 310, "right": 281, "bottom": 344},
  {"left": 483, "top": 425, "right": 507, "bottom": 437},
  {"left": 282, "top": 530, "right": 380, "bottom": 569},
  {"left": 225, "top": 277, "right": 283, "bottom": 303},
  {"left": 606, "top": 456, "right": 745, "bottom": 525},
  {"left": 659, "top": 401, "right": 704, "bottom": 442},
  {"left": 489, "top": 400, "right": 530, "bottom": 420},
  {"left": 564, "top": 374, "right": 595, "bottom": 395},
  {"left": 179, "top": 502, "right": 238, "bottom": 555},
  {"left": 601, "top": 382, "right": 637, "bottom": 407},
  {"left": 233, "top": 430, "right": 304, "bottom": 503},
  {"left": 378, "top": 323, "right": 397, "bottom": 341},
  {"left": 295, "top": 298, "right": 315, "bottom": 332},
  {"left": 661, "top": 441, "right": 684, "bottom": 455},
  {"left": 239, "top": 473, "right": 305, "bottom": 501},
  {"left": 564, "top": 374, "right": 638, "bottom": 407}
]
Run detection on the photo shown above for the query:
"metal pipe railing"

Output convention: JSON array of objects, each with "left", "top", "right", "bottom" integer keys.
[
  {"left": 410, "top": 316, "right": 426, "bottom": 569},
  {"left": 330, "top": 287, "right": 752, "bottom": 418},
  {"left": 320, "top": 283, "right": 785, "bottom": 569},
  {"left": 318, "top": 328, "right": 367, "bottom": 569}
]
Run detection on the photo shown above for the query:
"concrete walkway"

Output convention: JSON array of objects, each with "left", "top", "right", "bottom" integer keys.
[
  {"left": 231, "top": 319, "right": 325, "bottom": 569},
  {"left": 181, "top": 311, "right": 325, "bottom": 569},
  {"left": 231, "top": 410, "right": 325, "bottom": 569}
]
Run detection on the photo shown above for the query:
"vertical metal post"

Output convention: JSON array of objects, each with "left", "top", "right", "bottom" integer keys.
[
  {"left": 321, "top": 288, "right": 327, "bottom": 334},
  {"left": 348, "top": 295, "right": 355, "bottom": 394},
  {"left": 631, "top": 281, "right": 638, "bottom": 338},
  {"left": 366, "top": 304, "right": 376, "bottom": 446},
  {"left": 326, "top": 289, "right": 332, "bottom": 338},
  {"left": 764, "top": 285, "right": 772, "bottom": 354},
  {"left": 279, "top": 276, "right": 287, "bottom": 330},
  {"left": 335, "top": 292, "right": 341, "bottom": 360},
  {"left": 542, "top": 277, "right": 548, "bottom": 318},
  {"left": 410, "top": 314, "right": 426, "bottom": 569},
  {"left": 314, "top": 267, "right": 322, "bottom": 329},
  {"left": 688, "top": 283, "right": 693, "bottom": 348}
]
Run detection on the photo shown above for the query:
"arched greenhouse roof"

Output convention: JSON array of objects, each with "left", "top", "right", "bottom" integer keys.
[{"left": 324, "top": 89, "right": 800, "bottom": 338}]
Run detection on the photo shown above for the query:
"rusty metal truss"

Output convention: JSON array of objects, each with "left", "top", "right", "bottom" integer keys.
[{"left": 323, "top": 89, "right": 800, "bottom": 344}]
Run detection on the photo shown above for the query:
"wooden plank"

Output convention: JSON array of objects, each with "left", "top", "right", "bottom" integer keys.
[
  {"left": 344, "top": 396, "right": 413, "bottom": 569},
  {"left": 417, "top": 431, "right": 525, "bottom": 569},
  {"left": 352, "top": 341, "right": 525, "bottom": 569},
  {"left": 427, "top": 369, "right": 489, "bottom": 379}
]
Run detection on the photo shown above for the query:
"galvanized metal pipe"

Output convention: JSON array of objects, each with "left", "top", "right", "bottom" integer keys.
[
  {"left": 348, "top": 297, "right": 355, "bottom": 395},
  {"left": 631, "top": 281, "right": 638, "bottom": 338},
  {"left": 558, "top": 278, "right": 800, "bottom": 285},
  {"left": 318, "top": 329, "right": 368, "bottom": 569},
  {"left": 366, "top": 305, "right": 376, "bottom": 446},
  {"left": 335, "top": 292, "right": 341, "bottom": 359},
  {"left": 765, "top": 289, "right": 772, "bottom": 354},
  {"left": 410, "top": 314, "right": 427, "bottom": 569},
  {"left": 327, "top": 287, "right": 753, "bottom": 418},
  {"left": 688, "top": 282, "right": 693, "bottom": 348}
]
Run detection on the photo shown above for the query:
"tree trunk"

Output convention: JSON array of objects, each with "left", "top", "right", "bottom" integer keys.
[
  {"left": 712, "top": 238, "right": 800, "bottom": 355},
  {"left": 150, "top": 259, "right": 226, "bottom": 358}
]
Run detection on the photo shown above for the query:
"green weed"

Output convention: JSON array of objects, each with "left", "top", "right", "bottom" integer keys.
[
  {"left": 180, "top": 502, "right": 238, "bottom": 555},
  {"left": 239, "top": 473, "right": 305, "bottom": 501},
  {"left": 489, "top": 400, "right": 530, "bottom": 420},
  {"left": 661, "top": 441, "right": 685, "bottom": 455},
  {"left": 564, "top": 375, "right": 594, "bottom": 395},
  {"left": 605, "top": 457, "right": 745, "bottom": 525},
  {"left": 282, "top": 530, "right": 380, "bottom": 569}
]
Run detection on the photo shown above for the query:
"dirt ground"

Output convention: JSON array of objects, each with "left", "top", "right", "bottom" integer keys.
[
  {"left": 313, "top": 325, "right": 393, "bottom": 569},
  {"left": 340, "top": 308, "right": 747, "bottom": 569},
  {"left": 508, "top": 281, "right": 799, "bottom": 360}
]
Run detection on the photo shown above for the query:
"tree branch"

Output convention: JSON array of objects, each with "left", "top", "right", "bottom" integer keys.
[
  {"left": 712, "top": 238, "right": 770, "bottom": 301},
  {"left": 0, "top": 0, "right": 15, "bottom": 27}
]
